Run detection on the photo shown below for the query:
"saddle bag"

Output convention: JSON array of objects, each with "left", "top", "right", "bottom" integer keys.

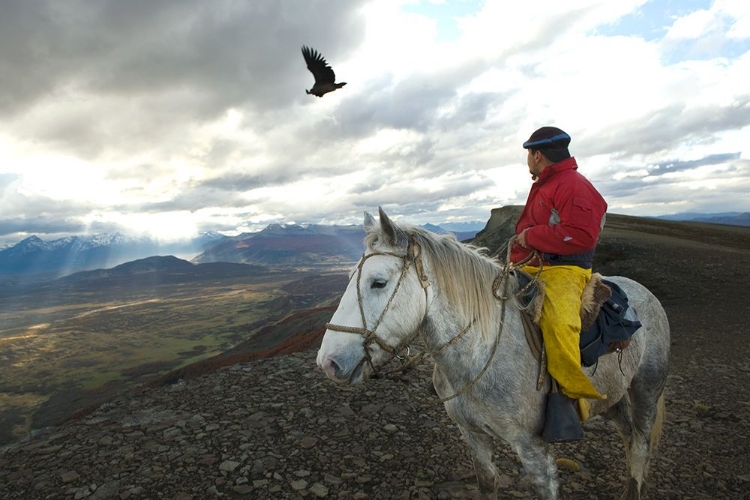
[{"left": 579, "top": 280, "right": 642, "bottom": 367}]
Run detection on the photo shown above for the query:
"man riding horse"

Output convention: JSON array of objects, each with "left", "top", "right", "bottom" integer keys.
[{"left": 512, "top": 126, "right": 608, "bottom": 442}]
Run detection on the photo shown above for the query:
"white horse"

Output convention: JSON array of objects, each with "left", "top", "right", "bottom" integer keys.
[{"left": 317, "top": 208, "right": 670, "bottom": 500}]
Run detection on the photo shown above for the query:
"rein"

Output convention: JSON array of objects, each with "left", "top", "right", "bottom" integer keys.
[
  {"left": 435, "top": 238, "right": 541, "bottom": 402},
  {"left": 324, "top": 234, "right": 542, "bottom": 403}
]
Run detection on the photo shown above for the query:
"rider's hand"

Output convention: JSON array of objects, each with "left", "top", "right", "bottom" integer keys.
[{"left": 517, "top": 228, "right": 530, "bottom": 248}]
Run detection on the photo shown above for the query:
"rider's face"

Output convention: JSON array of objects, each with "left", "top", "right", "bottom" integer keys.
[{"left": 527, "top": 149, "right": 543, "bottom": 178}]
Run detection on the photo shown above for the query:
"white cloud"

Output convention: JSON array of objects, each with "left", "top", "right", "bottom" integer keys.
[{"left": 666, "top": 8, "right": 717, "bottom": 40}]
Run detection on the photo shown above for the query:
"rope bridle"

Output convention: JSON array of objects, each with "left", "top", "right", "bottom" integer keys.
[
  {"left": 324, "top": 234, "right": 542, "bottom": 403},
  {"left": 324, "top": 235, "right": 431, "bottom": 382}
]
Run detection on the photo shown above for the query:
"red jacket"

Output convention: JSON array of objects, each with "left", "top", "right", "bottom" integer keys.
[{"left": 511, "top": 157, "right": 607, "bottom": 269}]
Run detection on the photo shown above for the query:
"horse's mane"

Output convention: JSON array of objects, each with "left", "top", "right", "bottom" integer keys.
[{"left": 365, "top": 222, "right": 506, "bottom": 338}]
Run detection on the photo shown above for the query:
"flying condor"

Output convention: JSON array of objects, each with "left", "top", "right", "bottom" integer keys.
[{"left": 301, "top": 45, "right": 347, "bottom": 97}]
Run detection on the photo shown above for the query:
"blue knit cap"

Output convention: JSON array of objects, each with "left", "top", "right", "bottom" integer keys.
[{"left": 522, "top": 126, "right": 571, "bottom": 149}]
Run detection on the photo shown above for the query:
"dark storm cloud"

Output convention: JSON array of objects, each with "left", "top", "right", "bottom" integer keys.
[
  {"left": 594, "top": 151, "right": 744, "bottom": 200},
  {"left": 1, "top": 192, "right": 97, "bottom": 219},
  {"left": 298, "top": 72, "right": 504, "bottom": 183},
  {"left": 649, "top": 152, "right": 741, "bottom": 173},
  {"left": 360, "top": 136, "right": 439, "bottom": 171},
  {"left": 127, "top": 188, "right": 249, "bottom": 214},
  {"left": 330, "top": 57, "right": 490, "bottom": 141},
  {"left": 332, "top": 76, "right": 455, "bottom": 138},
  {"left": 0, "top": 0, "right": 367, "bottom": 152},
  {"left": 125, "top": 164, "right": 315, "bottom": 213},
  {"left": 1, "top": 0, "right": 367, "bottom": 113},
  {"left": 200, "top": 171, "right": 299, "bottom": 192},
  {"left": 579, "top": 97, "right": 750, "bottom": 157},
  {"left": 0, "top": 217, "right": 87, "bottom": 241},
  {"left": 598, "top": 171, "right": 750, "bottom": 215},
  {"left": 347, "top": 173, "right": 488, "bottom": 206},
  {"left": 595, "top": 154, "right": 750, "bottom": 213},
  {"left": 0, "top": 192, "right": 100, "bottom": 242},
  {"left": 437, "top": 92, "right": 507, "bottom": 130},
  {"left": 595, "top": 177, "right": 659, "bottom": 199}
]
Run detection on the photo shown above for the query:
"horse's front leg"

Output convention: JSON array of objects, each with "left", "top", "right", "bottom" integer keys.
[
  {"left": 511, "top": 435, "right": 560, "bottom": 500},
  {"left": 459, "top": 427, "right": 500, "bottom": 499}
]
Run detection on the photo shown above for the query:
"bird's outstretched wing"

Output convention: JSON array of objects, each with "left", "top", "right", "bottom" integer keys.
[{"left": 301, "top": 45, "right": 336, "bottom": 84}]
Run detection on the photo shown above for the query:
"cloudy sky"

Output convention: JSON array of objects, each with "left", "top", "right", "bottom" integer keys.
[{"left": 1, "top": 0, "right": 749, "bottom": 246}]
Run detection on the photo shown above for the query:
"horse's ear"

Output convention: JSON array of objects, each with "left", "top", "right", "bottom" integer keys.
[
  {"left": 364, "top": 211, "right": 377, "bottom": 232},
  {"left": 378, "top": 206, "right": 407, "bottom": 247}
]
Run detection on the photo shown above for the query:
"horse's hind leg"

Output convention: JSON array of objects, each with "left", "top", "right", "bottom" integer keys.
[
  {"left": 459, "top": 428, "right": 500, "bottom": 499},
  {"left": 511, "top": 436, "right": 559, "bottom": 500},
  {"left": 605, "top": 386, "right": 666, "bottom": 500},
  {"left": 605, "top": 395, "right": 640, "bottom": 498}
]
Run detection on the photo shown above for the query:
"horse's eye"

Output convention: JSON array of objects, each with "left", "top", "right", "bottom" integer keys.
[{"left": 371, "top": 279, "right": 387, "bottom": 289}]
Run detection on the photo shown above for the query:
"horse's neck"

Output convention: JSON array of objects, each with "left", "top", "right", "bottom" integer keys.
[{"left": 423, "top": 297, "right": 532, "bottom": 385}]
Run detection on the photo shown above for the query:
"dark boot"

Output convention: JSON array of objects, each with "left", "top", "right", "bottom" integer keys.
[{"left": 542, "top": 392, "right": 585, "bottom": 443}]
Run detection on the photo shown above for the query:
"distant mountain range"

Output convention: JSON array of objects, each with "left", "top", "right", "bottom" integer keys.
[
  {"left": 191, "top": 223, "right": 365, "bottom": 268},
  {"left": 0, "top": 222, "right": 484, "bottom": 283},
  {"left": 653, "top": 211, "right": 750, "bottom": 227},
  {"left": 1, "top": 211, "right": 747, "bottom": 284},
  {"left": 0, "top": 232, "right": 226, "bottom": 282},
  {"left": 420, "top": 223, "right": 480, "bottom": 241}
]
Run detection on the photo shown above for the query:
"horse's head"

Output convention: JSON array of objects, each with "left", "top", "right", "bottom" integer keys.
[{"left": 316, "top": 207, "right": 430, "bottom": 384}]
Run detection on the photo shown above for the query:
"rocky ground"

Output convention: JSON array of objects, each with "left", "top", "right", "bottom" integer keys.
[
  {"left": 2, "top": 217, "right": 749, "bottom": 499},
  {"left": 1, "top": 345, "right": 748, "bottom": 500}
]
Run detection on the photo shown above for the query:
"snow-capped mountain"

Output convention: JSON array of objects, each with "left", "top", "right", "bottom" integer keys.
[
  {"left": 191, "top": 224, "right": 365, "bottom": 267},
  {"left": 191, "top": 221, "right": 483, "bottom": 268},
  {"left": 0, "top": 232, "right": 227, "bottom": 280},
  {"left": 0, "top": 222, "right": 482, "bottom": 281},
  {"left": 1, "top": 235, "right": 49, "bottom": 257}
]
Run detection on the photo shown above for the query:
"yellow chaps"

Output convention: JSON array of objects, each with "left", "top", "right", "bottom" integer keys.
[{"left": 522, "top": 265, "right": 605, "bottom": 401}]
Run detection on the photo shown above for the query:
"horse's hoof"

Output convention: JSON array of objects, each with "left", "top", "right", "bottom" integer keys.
[{"left": 620, "top": 477, "right": 645, "bottom": 500}]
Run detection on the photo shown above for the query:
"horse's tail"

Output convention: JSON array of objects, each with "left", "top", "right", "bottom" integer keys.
[{"left": 649, "top": 393, "right": 666, "bottom": 453}]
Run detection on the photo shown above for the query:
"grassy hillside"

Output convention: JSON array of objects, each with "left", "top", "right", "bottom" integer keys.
[{"left": 0, "top": 263, "right": 347, "bottom": 445}]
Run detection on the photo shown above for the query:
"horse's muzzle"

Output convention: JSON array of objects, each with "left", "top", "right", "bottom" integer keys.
[{"left": 317, "top": 352, "right": 366, "bottom": 384}]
